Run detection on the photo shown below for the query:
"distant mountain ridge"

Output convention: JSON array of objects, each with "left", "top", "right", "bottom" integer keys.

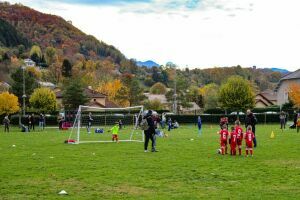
[
  {"left": 136, "top": 60, "right": 160, "bottom": 68},
  {"left": 271, "top": 68, "right": 289, "bottom": 74}
]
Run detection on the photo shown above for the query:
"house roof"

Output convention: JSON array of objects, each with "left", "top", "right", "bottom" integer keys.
[
  {"left": 55, "top": 88, "right": 107, "bottom": 98},
  {"left": 144, "top": 93, "right": 168, "bottom": 104},
  {"left": 255, "top": 99, "right": 269, "bottom": 107},
  {"left": 256, "top": 90, "right": 277, "bottom": 102},
  {"left": 87, "top": 99, "right": 119, "bottom": 108},
  {"left": 274, "top": 69, "right": 300, "bottom": 91}
]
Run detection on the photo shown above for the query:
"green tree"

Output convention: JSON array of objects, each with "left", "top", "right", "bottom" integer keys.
[
  {"left": 29, "top": 87, "right": 57, "bottom": 112},
  {"left": 150, "top": 82, "right": 167, "bottom": 94},
  {"left": 128, "top": 79, "right": 146, "bottom": 106},
  {"left": 62, "top": 79, "right": 88, "bottom": 110},
  {"left": 144, "top": 99, "right": 164, "bottom": 110},
  {"left": 61, "top": 59, "right": 72, "bottom": 77},
  {"left": 10, "top": 67, "right": 38, "bottom": 103},
  {"left": 29, "top": 45, "right": 42, "bottom": 64},
  {"left": 218, "top": 76, "right": 255, "bottom": 117}
]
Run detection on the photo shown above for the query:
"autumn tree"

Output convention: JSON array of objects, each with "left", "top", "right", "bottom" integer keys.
[
  {"left": 150, "top": 82, "right": 167, "bottom": 94},
  {"left": 120, "top": 74, "right": 145, "bottom": 106},
  {"left": 96, "top": 79, "right": 123, "bottom": 103},
  {"left": 199, "top": 83, "right": 219, "bottom": 110},
  {"left": 218, "top": 76, "right": 255, "bottom": 117},
  {"left": 29, "top": 87, "right": 57, "bottom": 112},
  {"left": 0, "top": 92, "right": 20, "bottom": 115},
  {"left": 30, "top": 45, "right": 42, "bottom": 64},
  {"left": 115, "top": 86, "right": 130, "bottom": 107},
  {"left": 45, "top": 46, "right": 57, "bottom": 66},
  {"left": 289, "top": 83, "right": 300, "bottom": 109}
]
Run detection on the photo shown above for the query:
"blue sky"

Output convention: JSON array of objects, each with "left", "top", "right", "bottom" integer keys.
[{"left": 7, "top": 0, "right": 300, "bottom": 71}]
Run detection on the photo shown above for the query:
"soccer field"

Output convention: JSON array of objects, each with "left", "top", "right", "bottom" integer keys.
[{"left": 0, "top": 124, "right": 300, "bottom": 199}]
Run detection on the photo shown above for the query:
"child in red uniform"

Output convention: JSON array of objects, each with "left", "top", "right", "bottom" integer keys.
[
  {"left": 229, "top": 126, "right": 237, "bottom": 155},
  {"left": 218, "top": 125, "right": 229, "bottom": 155},
  {"left": 235, "top": 120, "right": 243, "bottom": 156},
  {"left": 244, "top": 125, "right": 255, "bottom": 157}
]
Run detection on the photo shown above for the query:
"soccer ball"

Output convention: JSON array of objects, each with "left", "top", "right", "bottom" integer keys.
[{"left": 217, "top": 149, "right": 222, "bottom": 154}]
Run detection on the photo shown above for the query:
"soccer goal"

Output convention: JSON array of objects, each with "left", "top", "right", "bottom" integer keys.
[{"left": 68, "top": 105, "right": 144, "bottom": 144}]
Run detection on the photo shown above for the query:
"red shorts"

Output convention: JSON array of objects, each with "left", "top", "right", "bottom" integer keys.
[
  {"left": 237, "top": 139, "right": 242, "bottom": 146},
  {"left": 230, "top": 143, "right": 237, "bottom": 149},
  {"left": 220, "top": 140, "right": 227, "bottom": 147},
  {"left": 112, "top": 134, "right": 118, "bottom": 140},
  {"left": 246, "top": 141, "right": 253, "bottom": 148}
]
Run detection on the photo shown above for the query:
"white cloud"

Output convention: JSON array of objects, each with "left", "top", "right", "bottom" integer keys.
[{"left": 7, "top": 0, "right": 300, "bottom": 71}]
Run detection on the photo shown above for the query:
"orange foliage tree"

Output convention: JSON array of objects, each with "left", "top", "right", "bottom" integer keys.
[
  {"left": 96, "top": 80, "right": 129, "bottom": 106},
  {"left": 289, "top": 83, "right": 300, "bottom": 108}
]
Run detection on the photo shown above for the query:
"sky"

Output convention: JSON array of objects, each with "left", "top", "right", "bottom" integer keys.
[{"left": 6, "top": 0, "right": 300, "bottom": 71}]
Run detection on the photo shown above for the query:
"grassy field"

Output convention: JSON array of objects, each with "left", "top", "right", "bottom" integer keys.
[{"left": 0, "top": 124, "right": 300, "bottom": 199}]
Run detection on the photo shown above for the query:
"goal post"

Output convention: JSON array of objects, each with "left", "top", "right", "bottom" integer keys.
[{"left": 68, "top": 105, "right": 144, "bottom": 144}]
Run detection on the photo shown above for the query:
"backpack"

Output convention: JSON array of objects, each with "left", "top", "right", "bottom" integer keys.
[{"left": 140, "top": 119, "right": 149, "bottom": 130}]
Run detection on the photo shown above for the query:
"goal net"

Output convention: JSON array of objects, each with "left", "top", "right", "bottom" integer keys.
[{"left": 68, "top": 105, "right": 144, "bottom": 144}]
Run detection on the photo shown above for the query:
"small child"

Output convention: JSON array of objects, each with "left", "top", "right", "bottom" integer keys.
[
  {"left": 230, "top": 126, "right": 237, "bottom": 155},
  {"left": 244, "top": 125, "right": 255, "bottom": 157},
  {"left": 218, "top": 125, "right": 229, "bottom": 155},
  {"left": 110, "top": 122, "right": 120, "bottom": 143},
  {"left": 235, "top": 120, "right": 243, "bottom": 156}
]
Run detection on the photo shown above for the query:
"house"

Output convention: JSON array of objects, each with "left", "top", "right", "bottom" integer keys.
[
  {"left": 0, "top": 81, "right": 10, "bottom": 92},
  {"left": 144, "top": 93, "right": 169, "bottom": 109},
  {"left": 38, "top": 81, "right": 56, "bottom": 89},
  {"left": 55, "top": 87, "right": 119, "bottom": 109},
  {"left": 24, "top": 58, "right": 35, "bottom": 67},
  {"left": 274, "top": 69, "right": 300, "bottom": 106},
  {"left": 255, "top": 89, "right": 277, "bottom": 108}
]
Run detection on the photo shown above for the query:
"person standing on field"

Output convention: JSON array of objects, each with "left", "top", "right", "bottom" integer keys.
[
  {"left": 30, "top": 113, "right": 35, "bottom": 131},
  {"left": 144, "top": 110, "right": 157, "bottom": 152},
  {"left": 3, "top": 115, "right": 10, "bottom": 132},
  {"left": 245, "top": 109, "right": 257, "bottom": 147},
  {"left": 279, "top": 111, "right": 286, "bottom": 130},
  {"left": 87, "top": 112, "right": 93, "bottom": 134},
  {"left": 197, "top": 116, "right": 202, "bottom": 136}
]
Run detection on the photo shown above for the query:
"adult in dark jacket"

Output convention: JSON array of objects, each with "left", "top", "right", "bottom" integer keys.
[
  {"left": 245, "top": 109, "right": 257, "bottom": 147},
  {"left": 144, "top": 110, "right": 158, "bottom": 152}
]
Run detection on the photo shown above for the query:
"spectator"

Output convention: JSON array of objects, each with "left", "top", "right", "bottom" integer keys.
[
  {"left": 245, "top": 109, "right": 257, "bottom": 147},
  {"left": 168, "top": 117, "right": 172, "bottom": 131},
  {"left": 160, "top": 113, "right": 166, "bottom": 129},
  {"left": 173, "top": 120, "right": 179, "bottom": 128},
  {"left": 30, "top": 113, "right": 35, "bottom": 131},
  {"left": 3, "top": 115, "right": 10, "bottom": 133},
  {"left": 39, "top": 113, "right": 45, "bottom": 131},
  {"left": 279, "top": 111, "right": 286, "bottom": 130},
  {"left": 118, "top": 119, "right": 123, "bottom": 130},
  {"left": 197, "top": 116, "right": 202, "bottom": 136},
  {"left": 27, "top": 115, "right": 31, "bottom": 132}
]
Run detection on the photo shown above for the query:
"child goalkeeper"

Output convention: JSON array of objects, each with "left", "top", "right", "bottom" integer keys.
[{"left": 110, "top": 122, "right": 119, "bottom": 142}]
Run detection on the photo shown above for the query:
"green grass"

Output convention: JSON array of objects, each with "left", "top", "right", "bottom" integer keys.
[{"left": 0, "top": 124, "right": 300, "bottom": 199}]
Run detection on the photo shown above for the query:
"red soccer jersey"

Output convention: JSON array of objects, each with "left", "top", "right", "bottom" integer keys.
[
  {"left": 230, "top": 131, "right": 237, "bottom": 145},
  {"left": 235, "top": 126, "right": 243, "bottom": 140},
  {"left": 244, "top": 131, "right": 255, "bottom": 143},
  {"left": 219, "top": 130, "right": 229, "bottom": 141}
]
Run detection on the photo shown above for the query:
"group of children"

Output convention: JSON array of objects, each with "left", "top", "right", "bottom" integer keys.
[{"left": 218, "top": 120, "right": 255, "bottom": 157}]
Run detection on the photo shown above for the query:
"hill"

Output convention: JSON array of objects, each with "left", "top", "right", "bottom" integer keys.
[{"left": 0, "top": 2, "right": 125, "bottom": 64}]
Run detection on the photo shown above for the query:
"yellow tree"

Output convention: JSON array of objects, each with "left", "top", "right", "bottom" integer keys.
[
  {"left": 289, "top": 83, "right": 300, "bottom": 108},
  {"left": 96, "top": 79, "right": 123, "bottom": 102},
  {"left": 29, "top": 88, "right": 57, "bottom": 112},
  {"left": 0, "top": 92, "right": 20, "bottom": 115}
]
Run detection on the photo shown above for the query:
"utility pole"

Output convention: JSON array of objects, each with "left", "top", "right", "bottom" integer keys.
[
  {"left": 173, "top": 65, "right": 177, "bottom": 114},
  {"left": 22, "top": 66, "right": 26, "bottom": 116}
]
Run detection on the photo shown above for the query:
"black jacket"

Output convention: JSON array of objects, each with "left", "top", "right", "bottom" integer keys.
[{"left": 245, "top": 113, "right": 257, "bottom": 127}]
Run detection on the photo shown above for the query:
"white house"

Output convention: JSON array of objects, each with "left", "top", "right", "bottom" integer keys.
[
  {"left": 24, "top": 58, "right": 36, "bottom": 67},
  {"left": 274, "top": 69, "right": 300, "bottom": 106}
]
